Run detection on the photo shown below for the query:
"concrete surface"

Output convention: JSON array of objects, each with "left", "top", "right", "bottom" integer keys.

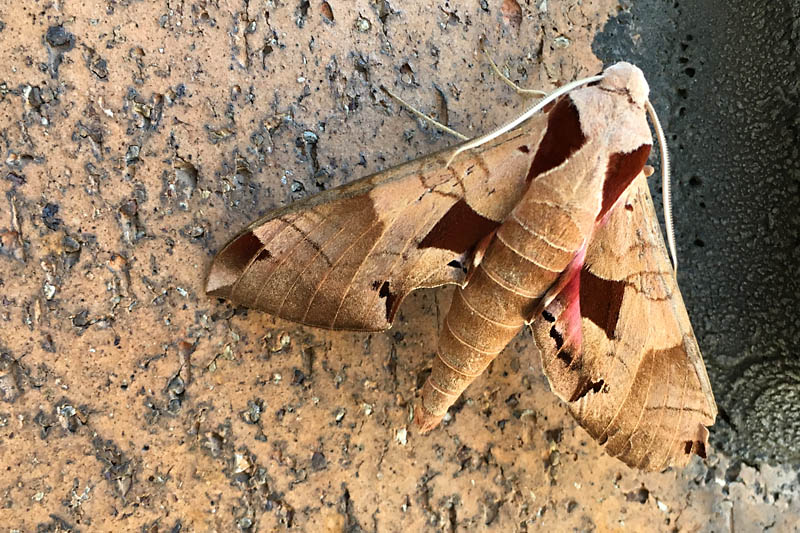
[
  {"left": 595, "top": 0, "right": 800, "bottom": 467},
  {"left": 0, "top": 1, "right": 798, "bottom": 531}
]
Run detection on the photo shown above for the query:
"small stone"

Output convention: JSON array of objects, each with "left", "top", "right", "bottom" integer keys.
[
  {"left": 554, "top": 36, "right": 570, "bottom": 48},
  {"left": 45, "top": 25, "right": 73, "bottom": 47},
  {"left": 119, "top": 199, "right": 138, "bottom": 217},
  {"left": 291, "top": 368, "right": 306, "bottom": 386},
  {"left": 42, "top": 203, "right": 62, "bottom": 230},
  {"left": 6, "top": 172, "right": 25, "bottom": 185},
  {"left": 72, "top": 310, "right": 89, "bottom": 327},
  {"left": 0, "top": 372, "right": 20, "bottom": 403},
  {"left": 233, "top": 453, "right": 251, "bottom": 473},
  {"left": 311, "top": 451, "right": 327, "bottom": 471},
  {"left": 43, "top": 283, "right": 56, "bottom": 300},
  {"left": 243, "top": 400, "right": 263, "bottom": 424},
  {"left": 0, "top": 230, "right": 24, "bottom": 261},
  {"left": 62, "top": 235, "right": 81, "bottom": 253},
  {"left": 355, "top": 16, "right": 370, "bottom": 32}
]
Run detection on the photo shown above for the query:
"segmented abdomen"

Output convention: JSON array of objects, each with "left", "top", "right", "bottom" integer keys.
[{"left": 417, "top": 191, "right": 591, "bottom": 430}]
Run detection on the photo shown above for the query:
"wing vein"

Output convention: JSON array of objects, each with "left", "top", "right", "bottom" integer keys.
[
  {"left": 229, "top": 212, "right": 304, "bottom": 299},
  {"left": 277, "top": 219, "right": 349, "bottom": 318},
  {"left": 327, "top": 192, "right": 426, "bottom": 325},
  {"left": 250, "top": 212, "right": 331, "bottom": 310},
  {"left": 359, "top": 198, "right": 445, "bottom": 319}
]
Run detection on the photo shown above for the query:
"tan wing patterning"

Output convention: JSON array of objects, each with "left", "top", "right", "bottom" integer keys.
[
  {"left": 533, "top": 175, "right": 717, "bottom": 471},
  {"left": 206, "top": 118, "right": 547, "bottom": 330}
]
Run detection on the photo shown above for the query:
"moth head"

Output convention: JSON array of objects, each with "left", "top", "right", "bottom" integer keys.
[{"left": 600, "top": 62, "right": 649, "bottom": 107}]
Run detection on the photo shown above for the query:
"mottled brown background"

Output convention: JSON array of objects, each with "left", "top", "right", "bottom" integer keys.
[{"left": 0, "top": 1, "right": 797, "bottom": 532}]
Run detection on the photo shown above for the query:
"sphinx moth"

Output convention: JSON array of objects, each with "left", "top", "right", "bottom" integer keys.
[{"left": 206, "top": 62, "right": 716, "bottom": 471}]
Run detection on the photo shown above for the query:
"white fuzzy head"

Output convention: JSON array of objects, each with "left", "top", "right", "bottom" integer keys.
[{"left": 601, "top": 62, "right": 650, "bottom": 107}]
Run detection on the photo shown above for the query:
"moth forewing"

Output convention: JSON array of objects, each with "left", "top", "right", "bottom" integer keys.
[{"left": 206, "top": 108, "right": 549, "bottom": 330}]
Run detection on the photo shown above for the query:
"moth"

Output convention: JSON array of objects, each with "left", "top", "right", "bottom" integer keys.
[{"left": 206, "top": 62, "right": 717, "bottom": 471}]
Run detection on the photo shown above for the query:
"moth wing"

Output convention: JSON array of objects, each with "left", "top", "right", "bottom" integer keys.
[
  {"left": 207, "top": 120, "right": 547, "bottom": 330},
  {"left": 532, "top": 174, "right": 717, "bottom": 471}
]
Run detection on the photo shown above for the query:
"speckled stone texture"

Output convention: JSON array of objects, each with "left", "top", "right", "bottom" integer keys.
[
  {"left": 595, "top": 0, "right": 800, "bottom": 465},
  {"left": 0, "top": 1, "right": 798, "bottom": 531}
]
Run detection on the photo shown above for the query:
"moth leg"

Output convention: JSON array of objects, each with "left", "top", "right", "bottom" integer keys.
[
  {"left": 481, "top": 40, "right": 547, "bottom": 99},
  {"left": 380, "top": 86, "right": 468, "bottom": 141}
]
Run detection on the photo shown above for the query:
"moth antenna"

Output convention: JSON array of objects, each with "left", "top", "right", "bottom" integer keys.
[
  {"left": 480, "top": 38, "right": 547, "bottom": 99},
  {"left": 381, "top": 85, "right": 469, "bottom": 141},
  {"left": 446, "top": 74, "right": 603, "bottom": 167},
  {"left": 645, "top": 100, "right": 678, "bottom": 273}
]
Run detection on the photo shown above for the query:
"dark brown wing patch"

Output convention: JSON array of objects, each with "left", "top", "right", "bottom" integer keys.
[
  {"left": 579, "top": 268, "right": 625, "bottom": 340},
  {"left": 377, "top": 280, "right": 398, "bottom": 323},
  {"left": 527, "top": 98, "right": 586, "bottom": 181},
  {"left": 419, "top": 199, "right": 500, "bottom": 254},
  {"left": 600, "top": 144, "right": 651, "bottom": 219},
  {"left": 207, "top": 230, "right": 263, "bottom": 298}
]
